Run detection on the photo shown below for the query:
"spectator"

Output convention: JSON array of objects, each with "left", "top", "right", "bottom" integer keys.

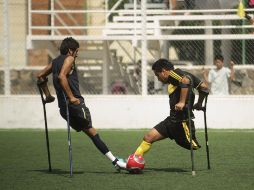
[
  {"left": 111, "top": 80, "right": 127, "bottom": 94},
  {"left": 203, "top": 55, "right": 235, "bottom": 95},
  {"left": 246, "top": 0, "right": 254, "bottom": 33},
  {"left": 249, "top": 0, "right": 254, "bottom": 8}
]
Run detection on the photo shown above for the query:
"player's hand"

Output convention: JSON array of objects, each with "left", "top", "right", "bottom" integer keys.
[
  {"left": 175, "top": 102, "right": 185, "bottom": 111},
  {"left": 70, "top": 97, "right": 80, "bottom": 105},
  {"left": 230, "top": 61, "right": 234, "bottom": 68}
]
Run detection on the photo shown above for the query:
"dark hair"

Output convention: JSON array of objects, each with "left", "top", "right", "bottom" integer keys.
[
  {"left": 152, "top": 59, "right": 174, "bottom": 72},
  {"left": 59, "top": 37, "right": 79, "bottom": 55},
  {"left": 214, "top": 54, "right": 224, "bottom": 62}
]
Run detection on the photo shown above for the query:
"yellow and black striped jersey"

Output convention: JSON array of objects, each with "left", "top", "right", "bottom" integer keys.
[
  {"left": 167, "top": 68, "right": 202, "bottom": 122},
  {"left": 168, "top": 68, "right": 202, "bottom": 92}
]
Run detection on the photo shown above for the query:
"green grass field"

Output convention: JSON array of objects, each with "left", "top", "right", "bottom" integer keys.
[{"left": 0, "top": 129, "right": 254, "bottom": 190}]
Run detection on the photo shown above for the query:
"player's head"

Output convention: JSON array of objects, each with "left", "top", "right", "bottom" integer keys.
[
  {"left": 60, "top": 37, "right": 80, "bottom": 57},
  {"left": 214, "top": 54, "right": 224, "bottom": 69},
  {"left": 152, "top": 59, "right": 174, "bottom": 84}
]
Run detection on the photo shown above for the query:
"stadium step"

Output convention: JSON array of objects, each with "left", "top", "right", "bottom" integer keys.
[{"left": 124, "top": 3, "right": 167, "bottom": 10}]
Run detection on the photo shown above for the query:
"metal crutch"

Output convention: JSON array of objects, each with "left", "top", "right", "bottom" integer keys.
[
  {"left": 37, "top": 84, "right": 53, "bottom": 172},
  {"left": 201, "top": 95, "right": 211, "bottom": 170},
  {"left": 65, "top": 99, "right": 73, "bottom": 177},
  {"left": 187, "top": 77, "right": 195, "bottom": 176}
]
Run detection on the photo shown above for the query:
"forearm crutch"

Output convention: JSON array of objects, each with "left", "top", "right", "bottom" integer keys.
[
  {"left": 65, "top": 98, "right": 73, "bottom": 177},
  {"left": 201, "top": 95, "right": 211, "bottom": 170},
  {"left": 37, "top": 80, "right": 55, "bottom": 172},
  {"left": 187, "top": 78, "right": 195, "bottom": 176}
]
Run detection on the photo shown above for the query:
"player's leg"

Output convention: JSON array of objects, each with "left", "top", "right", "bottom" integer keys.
[
  {"left": 83, "top": 127, "right": 126, "bottom": 169},
  {"left": 174, "top": 120, "right": 201, "bottom": 150},
  {"left": 134, "top": 118, "right": 170, "bottom": 156},
  {"left": 134, "top": 128, "right": 165, "bottom": 156},
  {"left": 80, "top": 105, "right": 126, "bottom": 169},
  {"left": 60, "top": 104, "right": 126, "bottom": 169}
]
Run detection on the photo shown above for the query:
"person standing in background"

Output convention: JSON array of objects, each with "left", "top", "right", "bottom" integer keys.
[{"left": 203, "top": 55, "right": 235, "bottom": 95}]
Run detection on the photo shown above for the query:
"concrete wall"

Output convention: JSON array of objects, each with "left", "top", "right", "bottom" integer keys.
[
  {"left": 0, "top": 95, "right": 253, "bottom": 129},
  {"left": 0, "top": 0, "right": 26, "bottom": 67}
]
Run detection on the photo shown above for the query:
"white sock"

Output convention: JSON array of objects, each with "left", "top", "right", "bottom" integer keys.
[
  {"left": 105, "top": 151, "right": 127, "bottom": 168},
  {"left": 117, "top": 160, "right": 127, "bottom": 168},
  {"left": 105, "top": 151, "right": 116, "bottom": 162}
]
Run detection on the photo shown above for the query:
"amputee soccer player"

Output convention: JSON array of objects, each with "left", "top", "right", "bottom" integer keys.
[
  {"left": 37, "top": 37, "right": 126, "bottom": 170},
  {"left": 134, "top": 59, "right": 208, "bottom": 159}
]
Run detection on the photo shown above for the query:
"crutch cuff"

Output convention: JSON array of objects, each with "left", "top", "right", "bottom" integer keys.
[{"left": 37, "top": 77, "right": 48, "bottom": 86}]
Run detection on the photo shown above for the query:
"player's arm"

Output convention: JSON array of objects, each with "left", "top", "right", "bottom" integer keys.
[
  {"left": 193, "top": 82, "right": 209, "bottom": 110},
  {"left": 202, "top": 68, "right": 209, "bottom": 86},
  {"left": 58, "top": 56, "right": 80, "bottom": 105},
  {"left": 36, "top": 63, "right": 55, "bottom": 103},
  {"left": 229, "top": 61, "right": 235, "bottom": 81},
  {"left": 184, "top": 72, "right": 209, "bottom": 111},
  {"left": 37, "top": 62, "right": 52, "bottom": 80},
  {"left": 175, "top": 76, "right": 190, "bottom": 111}
]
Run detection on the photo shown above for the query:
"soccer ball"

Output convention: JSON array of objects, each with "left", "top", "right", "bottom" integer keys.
[{"left": 126, "top": 154, "right": 145, "bottom": 174}]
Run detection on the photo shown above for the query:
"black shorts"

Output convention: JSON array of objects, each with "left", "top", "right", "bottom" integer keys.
[
  {"left": 60, "top": 103, "right": 92, "bottom": 132},
  {"left": 154, "top": 117, "right": 201, "bottom": 150}
]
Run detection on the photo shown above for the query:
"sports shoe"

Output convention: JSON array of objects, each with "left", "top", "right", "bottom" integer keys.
[{"left": 112, "top": 158, "right": 127, "bottom": 172}]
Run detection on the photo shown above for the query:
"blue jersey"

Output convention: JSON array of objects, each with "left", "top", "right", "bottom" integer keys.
[{"left": 52, "top": 54, "right": 84, "bottom": 110}]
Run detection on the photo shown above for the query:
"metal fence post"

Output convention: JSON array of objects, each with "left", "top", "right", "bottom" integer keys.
[{"left": 3, "top": 0, "right": 10, "bottom": 95}]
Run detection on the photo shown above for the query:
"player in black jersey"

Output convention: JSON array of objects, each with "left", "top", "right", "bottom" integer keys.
[
  {"left": 133, "top": 59, "right": 209, "bottom": 157},
  {"left": 37, "top": 37, "right": 126, "bottom": 170}
]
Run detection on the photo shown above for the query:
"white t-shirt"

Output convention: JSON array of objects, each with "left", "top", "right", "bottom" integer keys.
[{"left": 208, "top": 67, "right": 231, "bottom": 95}]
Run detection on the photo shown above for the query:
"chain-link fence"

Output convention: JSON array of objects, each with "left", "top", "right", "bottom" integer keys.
[{"left": 1, "top": 0, "right": 254, "bottom": 95}]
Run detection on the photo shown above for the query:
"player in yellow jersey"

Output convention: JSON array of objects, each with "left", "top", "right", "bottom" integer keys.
[{"left": 134, "top": 59, "right": 208, "bottom": 157}]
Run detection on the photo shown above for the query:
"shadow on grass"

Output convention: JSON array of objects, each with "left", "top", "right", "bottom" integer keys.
[
  {"left": 121, "top": 167, "right": 190, "bottom": 175},
  {"left": 28, "top": 169, "right": 116, "bottom": 176},
  {"left": 28, "top": 169, "right": 84, "bottom": 177},
  {"left": 145, "top": 167, "right": 189, "bottom": 173},
  {"left": 145, "top": 167, "right": 207, "bottom": 174}
]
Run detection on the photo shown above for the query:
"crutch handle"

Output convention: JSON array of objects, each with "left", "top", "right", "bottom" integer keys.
[
  {"left": 37, "top": 78, "right": 55, "bottom": 104},
  {"left": 199, "top": 106, "right": 206, "bottom": 112}
]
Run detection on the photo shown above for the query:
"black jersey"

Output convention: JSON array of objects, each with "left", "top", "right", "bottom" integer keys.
[
  {"left": 167, "top": 68, "right": 202, "bottom": 121},
  {"left": 52, "top": 54, "right": 84, "bottom": 109}
]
